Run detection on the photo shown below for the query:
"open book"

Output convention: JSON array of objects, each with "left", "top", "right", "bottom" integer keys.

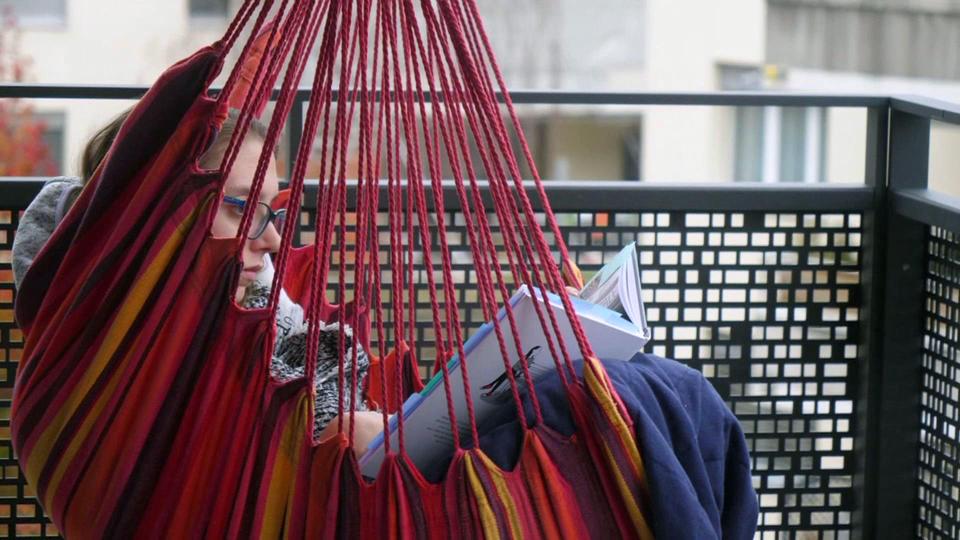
[
  {"left": 578, "top": 242, "right": 650, "bottom": 338},
  {"left": 360, "top": 243, "right": 650, "bottom": 478},
  {"left": 358, "top": 258, "right": 650, "bottom": 478}
]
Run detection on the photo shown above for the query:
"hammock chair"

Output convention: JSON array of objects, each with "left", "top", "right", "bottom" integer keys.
[{"left": 12, "top": 0, "right": 654, "bottom": 537}]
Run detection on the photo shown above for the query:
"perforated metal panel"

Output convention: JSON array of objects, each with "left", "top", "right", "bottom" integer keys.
[
  {"left": 1, "top": 196, "right": 865, "bottom": 539},
  {"left": 628, "top": 211, "right": 861, "bottom": 539},
  {"left": 308, "top": 205, "right": 864, "bottom": 539},
  {"left": 0, "top": 207, "right": 59, "bottom": 538},
  {"left": 917, "top": 226, "right": 960, "bottom": 540}
]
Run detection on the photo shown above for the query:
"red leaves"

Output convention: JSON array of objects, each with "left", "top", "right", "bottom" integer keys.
[{"left": 0, "top": 8, "right": 56, "bottom": 177}]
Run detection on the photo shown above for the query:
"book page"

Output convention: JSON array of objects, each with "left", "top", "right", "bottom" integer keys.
[
  {"left": 618, "top": 243, "right": 651, "bottom": 339},
  {"left": 580, "top": 246, "right": 631, "bottom": 313}
]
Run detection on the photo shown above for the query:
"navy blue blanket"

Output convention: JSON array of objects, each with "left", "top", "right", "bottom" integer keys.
[{"left": 464, "top": 353, "right": 758, "bottom": 539}]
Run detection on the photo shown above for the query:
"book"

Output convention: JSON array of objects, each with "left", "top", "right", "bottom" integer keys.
[
  {"left": 358, "top": 265, "right": 651, "bottom": 478},
  {"left": 578, "top": 242, "right": 650, "bottom": 338}
]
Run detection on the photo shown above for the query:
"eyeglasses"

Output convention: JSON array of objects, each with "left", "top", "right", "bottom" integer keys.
[{"left": 221, "top": 190, "right": 289, "bottom": 240}]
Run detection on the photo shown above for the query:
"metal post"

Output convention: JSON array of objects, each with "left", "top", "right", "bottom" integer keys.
[
  {"left": 856, "top": 105, "right": 888, "bottom": 540},
  {"left": 286, "top": 97, "right": 304, "bottom": 182},
  {"left": 860, "top": 107, "right": 929, "bottom": 539}
]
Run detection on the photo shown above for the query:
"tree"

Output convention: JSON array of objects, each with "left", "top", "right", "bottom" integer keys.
[{"left": 0, "top": 6, "right": 56, "bottom": 177}]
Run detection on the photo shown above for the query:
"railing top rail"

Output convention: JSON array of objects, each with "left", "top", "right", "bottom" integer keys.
[
  {"left": 0, "top": 177, "right": 874, "bottom": 212},
  {"left": 891, "top": 188, "right": 960, "bottom": 232},
  {"left": 890, "top": 95, "right": 960, "bottom": 125},
  {"left": 0, "top": 83, "right": 890, "bottom": 107}
]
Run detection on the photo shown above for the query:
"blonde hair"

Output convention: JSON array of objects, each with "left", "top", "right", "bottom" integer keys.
[{"left": 199, "top": 109, "right": 274, "bottom": 170}]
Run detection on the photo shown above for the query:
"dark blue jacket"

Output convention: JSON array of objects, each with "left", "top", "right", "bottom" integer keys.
[{"left": 474, "top": 353, "right": 758, "bottom": 539}]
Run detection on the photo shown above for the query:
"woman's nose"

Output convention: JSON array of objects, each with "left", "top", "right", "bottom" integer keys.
[{"left": 253, "top": 221, "right": 282, "bottom": 252}]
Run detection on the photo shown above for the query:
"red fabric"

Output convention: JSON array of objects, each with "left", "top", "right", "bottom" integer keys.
[
  {"left": 366, "top": 340, "right": 424, "bottom": 413},
  {"left": 10, "top": 1, "right": 655, "bottom": 537},
  {"left": 226, "top": 19, "right": 284, "bottom": 117}
]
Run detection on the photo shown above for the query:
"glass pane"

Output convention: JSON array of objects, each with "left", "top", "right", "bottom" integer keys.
[
  {"left": 189, "top": 0, "right": 229, "bottom": 17},
  {"left": 0, "top": 0, "right": 65, "bottom": 25},
  {"left": 735, "top": 107, "right": 764, "bottom": 182},
  {"left": 779, "top": 107, "right": 807, "bottom": 183}
]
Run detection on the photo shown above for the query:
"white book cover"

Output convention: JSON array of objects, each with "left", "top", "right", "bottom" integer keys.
[{"left": 358, "top": 283, "right": 650, "bottom": 478}]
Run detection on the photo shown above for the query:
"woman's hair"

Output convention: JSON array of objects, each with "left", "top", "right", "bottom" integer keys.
[
  {"left": 199, "top": 109, "right": 273, "bottom": 170},
  {"left": 80, "top": 108, "right": 132, "bottom": 183},
  {"left": 70, "top": 108, "right": 275, "bottom": 228},
  {"left": 82, "top": 107, "right": 273, "bottom": 183}
]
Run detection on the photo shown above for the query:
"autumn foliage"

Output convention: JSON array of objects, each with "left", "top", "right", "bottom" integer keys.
[{"left": 0, "top": 7, "right": 56, "bottom": 176}]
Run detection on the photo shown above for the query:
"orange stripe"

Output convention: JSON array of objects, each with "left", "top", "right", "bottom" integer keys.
[
  {"left": 21, "top": 118, "right": 207, "bottom": 494},
  {"left": 259, "top": 394, "right": 309, "bottom": 540},
  {"left": 522, "top": 434, "right": 569, "bottom": 538},
  {"left": 584, "top": 356, "right": 643, "bottom": 476}
]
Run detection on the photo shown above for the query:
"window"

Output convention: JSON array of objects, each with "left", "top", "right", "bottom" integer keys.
[
  {"left": 190, "top": 0, "right": 229, "bottom": 18},
  {"left": 734, "top": 107, "right": 826, "bottom": 183},
  {"left": 37, "top": 112, "right": 66, "bottom": 175},
  {"left": 722, "top": 65, "right": 827, "bottom": 183},
  {"left": 734, "top": 107, "right": 765, "bottom": 182},
  {"left": 0, "top": 0, "right": 66, "bottom": 27}
]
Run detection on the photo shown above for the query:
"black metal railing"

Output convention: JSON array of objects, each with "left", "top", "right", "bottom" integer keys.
[{"left": 2, "top": 84, "right": 959, "bottom": 540}]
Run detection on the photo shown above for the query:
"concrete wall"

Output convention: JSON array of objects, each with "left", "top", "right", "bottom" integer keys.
[
  {"left": 643, "top": 0, "right": 766, "bottom": 181},
  {"left": 768, "top": 0, "right": 960, "bottom": 80},
  {"left": 476, "top": 0, "right": 647, "bottom": 89}
]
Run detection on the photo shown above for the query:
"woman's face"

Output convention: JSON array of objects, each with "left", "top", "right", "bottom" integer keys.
[{"left": 209, "top": 139, "right": 283, "bottom": 301}]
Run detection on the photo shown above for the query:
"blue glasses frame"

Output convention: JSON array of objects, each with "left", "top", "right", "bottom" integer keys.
[{"left": 222, "top": 195, "right": 288, "bottom": 240}]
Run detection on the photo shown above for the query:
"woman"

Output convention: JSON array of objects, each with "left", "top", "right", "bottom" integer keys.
[{"left": 12, "top": 107, "right": 384, "bottom": 452}]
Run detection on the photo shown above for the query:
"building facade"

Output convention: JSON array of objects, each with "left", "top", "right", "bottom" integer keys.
[{"left": 2, "top": 0, "right": 958, "bottom": 193}]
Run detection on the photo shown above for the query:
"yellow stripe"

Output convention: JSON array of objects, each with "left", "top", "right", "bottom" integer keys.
[
  {"left": 259, "top": 394, "right": 309, "bottom": 540},
  {"left": 464, "top": 453, "right": 501, "bottom": 540},
  {"left": 32, "top": 205, "right": 200, "bottom": 513},
  {"left": 584, "top": 357, "right": 643, "bottom": 476},
  {"left": 476, "top": 452, "right": 523, "bottom": 540},
  {"left": 598, "top": 438, "right": 653, "bottom": 538},
  {"left": 583, "top": 357, "right": 654, "bottom": 539}
]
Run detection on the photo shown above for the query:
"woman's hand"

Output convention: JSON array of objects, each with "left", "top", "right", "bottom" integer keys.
[{"left": 318, "top": 411, "right": 387, "bottom": 455}]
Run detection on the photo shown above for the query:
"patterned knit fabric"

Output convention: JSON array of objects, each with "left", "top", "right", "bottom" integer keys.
[{"left": 241, "top": 270, "right": 369, "bottom": 438}]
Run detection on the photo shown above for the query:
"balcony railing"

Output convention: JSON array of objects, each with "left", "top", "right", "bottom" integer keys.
[{"left": 1, "top": 85, "right": 959, "bottom": 539}]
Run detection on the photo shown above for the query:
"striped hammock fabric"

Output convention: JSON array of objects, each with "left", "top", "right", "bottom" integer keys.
[{"left": 12, "top": 0, "right": 655, "bottom": 537}]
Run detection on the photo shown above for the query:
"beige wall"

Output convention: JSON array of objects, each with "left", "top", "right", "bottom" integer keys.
[
  {"left": 824, "top": 108, "right": 867, "bottom": 184},
  {"left": 930, "top": 122, "right": 960, "bottom": 197},
  {"left": 18, "top": 0, "right": 228, "bottom": 175},
  {"left": 788, "top": 68, "right": 960, "bottom": 187},
  {"left": 643, "top": 0, "right": 766, "bottom": 181}
]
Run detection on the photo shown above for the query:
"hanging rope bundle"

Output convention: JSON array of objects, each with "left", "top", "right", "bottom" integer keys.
[{"left": 11, "top": 0, "right": 653, "bottom": 537}]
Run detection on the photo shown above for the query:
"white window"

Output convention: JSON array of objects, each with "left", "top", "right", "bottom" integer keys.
[
  {"left": 0, "top": 0, "right": 66, "bottom": 28},
  {"left": 722, "top": 65, "right": 827, "bottom": 183},
  {"left": 735, "top": 106, "right": 826, "bottom": 184}
]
